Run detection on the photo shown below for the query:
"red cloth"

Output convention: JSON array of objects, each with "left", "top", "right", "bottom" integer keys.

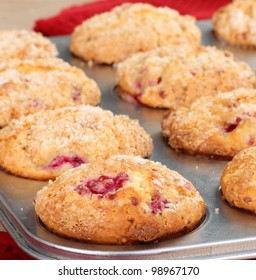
[
  {"left": 34, "top": 0, "right": 232, "bottom": 36},
  {"left": 0, "top": 230, "right": 34, "bottom": 260}
]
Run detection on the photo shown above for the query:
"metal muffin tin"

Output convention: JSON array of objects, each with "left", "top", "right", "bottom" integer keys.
[{"left": 1, "top": 20, "right": 256, "bottom": 260}]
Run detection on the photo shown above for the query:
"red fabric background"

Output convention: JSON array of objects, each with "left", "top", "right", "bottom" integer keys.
[
  {"left": 0, "top": 230, "right": 34, "bottom": 260},
  {"left": 34, "top": 0, "right": 232, "bottom": 36},
  {"left": 1, "top": 0, "right": 232, "bottom": 260}
]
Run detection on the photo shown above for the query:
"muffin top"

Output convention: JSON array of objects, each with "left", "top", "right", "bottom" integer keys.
[
  {"left": 70, "top": 3, "right": 201, "bottom": 64},
  {"left": 162, "top": 88, "right": 256, "bottom": 159},
  {"left": 0, "top": 58, "right": 101, "bottom": 127},
  {"left": 0, "top": 105, "right": 153, "bottom": 180},
  {"left": 0, "top": 30, "right": 58, "bottom": 60},
  {"left": 35, "top": 155, "right": 206, "bottom": 244},
  {"left": 213, "top": 0, "right": 256, "bottom": 48},
  {"left": 117, "top": 46, "right": 256, "bottom": 108},
  {"left": 221, "top": 146, "right": 256, "bottom": 213}
]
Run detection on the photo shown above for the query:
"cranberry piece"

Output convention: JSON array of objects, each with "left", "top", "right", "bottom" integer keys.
[
  {"left": 133, "top": 93, "right": 143, "bottom": 104},
  {"left": 135, "top": 80, "right": 142, "bottom": 93},
  {"left": 248, "top": 138, "right": 255, "bottom": 146},
  {"left": 244, "top": 197, "right": 252, "bottom": 203},
  {"left": 148, "top": 77, "right": 162, "bottom": 86},
  {"left": 75, "top": 172, "right": 129, "bottom": 196},
  {"left": 131, "top": 197, "right": 139, "bottom": 206},
  {"left": 72, "top": 86, "right": 80, "bottom": 101},
  {"left": 75, "top": 184, "right": 91, "bottom": 196},
  {"left": 156, "top": 77, "right": 162, "bottom": 84},
  {"left": 48, "top": 155, "right": 87, "bottom": 169},
  {"left": 224, "top": 117, "right": 242, "bottom": 133},
  {"left": 150, "top": 193, "right": 169, "bottom": 214},
  {"left": 107, "top": 193, "right": 117, "bottom": 200},
  {"left": 158, "top": 90, "right": 166, "bottom": 98},
  {"left": 190, "top": 70, "right": 197, "bottom": 76}
]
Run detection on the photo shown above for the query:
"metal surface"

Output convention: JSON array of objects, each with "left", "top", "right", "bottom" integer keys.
[{"left": 1, "top": 20, "right": 256, "bottom": 260}]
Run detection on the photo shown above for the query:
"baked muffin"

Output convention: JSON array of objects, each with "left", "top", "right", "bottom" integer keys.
[
  {"left": 0, "top": 58, "right": 101, "bottom": 127},
  {"left": 117, "top": 46, "right": 256, "bottom": 109},
  {"left": 35, "top": 155, "right": 206, "bottom": 244},
  {"left": 162, "top": 88, "right": 256, "bottom": 159},
  {"left": 213, "top": 0, "right": 256, "bottom": 48},
  {"left": 0, "top": 106, "right": 153, "bottom": 180},
  {"left": 70, "top": 3, "right": 201, "bottom": 64},
  {"left": 0, "top": 30, "right": 58, "bottom": 60},
  {"left": 221, "top": 147, "right": 256, "bottom": 213}
]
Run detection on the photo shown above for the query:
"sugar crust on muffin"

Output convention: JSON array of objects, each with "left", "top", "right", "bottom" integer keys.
[
  {"left": 221, "top": 147, "right": 256, "bottom": 213},
  {"left": 0, "top": 106, "right": 153, "bottom": 180},
  {"left": 162, "top": 88, "right": 256, "bottom": 159},
  {"left": 0, "top": 58, "right": 101, "bottom": 127},
  {"left": 70, "top": 3, "right": 201, "bottom": 64},
  {"left": 35, "top": 155, "right": 206, "bottom": 244},
  {"left": 213, "top": 0, "right": 256, "bottom": 48},
  {"left": 117, "top": 46, "right": 256, "bottom": 109},
  {"left": 0, "top": 30, "right": 58, "bottom": 60}
]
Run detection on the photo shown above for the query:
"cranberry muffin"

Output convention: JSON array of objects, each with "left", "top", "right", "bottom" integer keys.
[
  {"left": 0, "top": 58, "right": 100, "bottom": 127},
  {"left": 0, "top": 30, "right": 58, "bottom": 60},
  {"left": 117, "top": 46, "right": 256, "bottom": 109},
  {"left": 0, "top": 106, "right": 153, "bottom": 180},
  {"left": 221, "top": 147, "right": 256, "bottom": 213},
  {"left": 70, "top": 3, "right": 201, "bottom": 64},
  {"left": 162, "top": 88, "right": 256, "bottom": 159},
  {"left": 213, "top": 0, "right": 256, "bottom": 48},
  {"left": 35, "top": 155, "right": 206, "bottom": 244}
]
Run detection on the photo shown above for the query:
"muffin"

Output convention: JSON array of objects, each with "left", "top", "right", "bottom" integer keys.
[
  {"left": 35, "top": 155, "right": 206, "bottom": 244},
  {"left": 221, "top": 147, "right": 256, "bottom": 213},
  {"left": 0, "top": 30, "right": 58, "bottom": 60},
  {"left": 0, "top": 106, "right": 153, "bottom": 180},
  {"left": 0, "top": 58, "right": 100, "bottom": 127},
  {"left": 213, "top": 0, "right": 256, "bottom": 48},
  {"left": 162, "top": 88, "right": 256, "bottom": 159},
  {"left": 70, "top": 3, "right": 201, "bottom": 64},
  {"left": 117, "top": 46, "right": 256, "bottom": 109}
]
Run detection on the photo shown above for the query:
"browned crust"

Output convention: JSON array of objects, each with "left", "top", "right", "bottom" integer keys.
[
  {"left": 212, "top": 1, "right": 256, "bottom": 48},
  {"left": 0, "top": 58, "right": 101, "bottom": 127},
  {"left": 161, "top": 88, "right": 256, "bottom": 159},
  {"left": 70, "top": 3, "right": 201, "bottom": 64},
  {"left": 220, "top": 147, "right": 256, "bottom": 213},
  {"left": 35, "top": 155, "right": 206, "bottom": 244},
  {"left": 117, "top": 46, "right": 256, "bottom": 109},
  {"left": 0, "top": 106, "right": 153, "bottom": 180}
]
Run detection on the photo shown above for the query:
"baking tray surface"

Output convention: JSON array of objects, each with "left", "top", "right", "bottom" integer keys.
[{"left": 1, "top": 20, "right": 256, "bottom": 260}]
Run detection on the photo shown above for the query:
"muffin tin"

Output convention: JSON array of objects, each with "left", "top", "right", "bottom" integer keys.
[{"left": 1, "top": 20, "right": 256, "bottom": 259}]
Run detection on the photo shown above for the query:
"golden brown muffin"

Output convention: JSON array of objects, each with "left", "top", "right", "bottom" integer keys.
[
  {"left": 221, "top": 147, "right": 256, "bottom": 213},
  {"left": 0, "top": 30, "right": 58, "bottom": 60},
  {"left": 213, "top": 1, "right": 256, "bottom": 48},
  {"left": 117, "top": 46, "right": 256, "bottom": 109},
  {"left": 162, "top": 88, "right": 256, "bottom": 159},
  {"left": 35, "top": 155, "right": 206, "bottom": 244},
  {"left": 0, "top": 106, "right": 153, "bottom": 180},
  {"left": 70, "top": 3, "right": 201, "bottom": 64},
  {"left": 0, "top": 58, "right": 101, "bottom": 127}
]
